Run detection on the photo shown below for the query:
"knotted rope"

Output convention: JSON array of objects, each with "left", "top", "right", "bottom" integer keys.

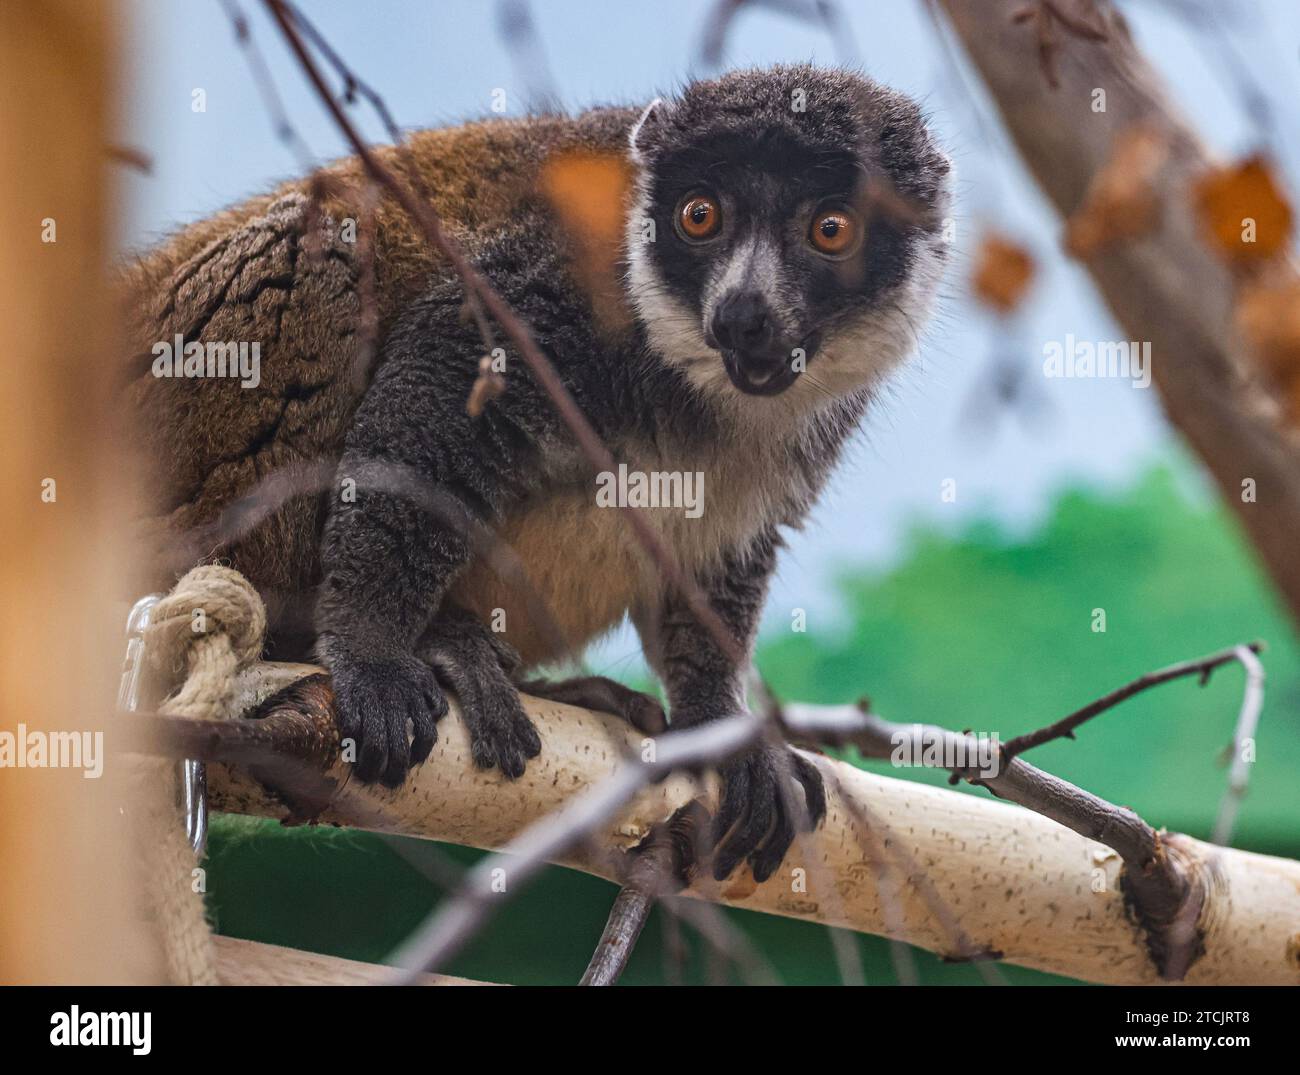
[{"left": 139, "top": 565, "right": 267, "bottom": 985}]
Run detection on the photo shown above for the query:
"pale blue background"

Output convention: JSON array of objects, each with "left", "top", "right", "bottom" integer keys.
[{"left": 117, "top": 0, "right": 1300, "bottom": 673}]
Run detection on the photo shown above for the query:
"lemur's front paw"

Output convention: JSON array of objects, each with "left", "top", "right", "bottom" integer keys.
[
  {"left": 711, "top": 743, "right": 826, "bottom": 883},
  {"left": 416, "top": 613, "right": 542, "bottom": 780},
  {"left": 418, "top": 642, "right": 539, "bottom": 780},
  {"left": 463, "top": 683, "right": 542, "bottom": 779},
  {"left": 328, "top": 647, "right": 449, "bottom": 788}
]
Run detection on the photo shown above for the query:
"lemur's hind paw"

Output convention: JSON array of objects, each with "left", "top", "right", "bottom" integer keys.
[
  {"left": 515, "top": 675, "right": 668, "bottom": 734},
  {"left": 467, "top": 686, "right": 542, "bottom": 779},
  {"left": 418, "top": 612, "right": 541, "bottom": 779}
]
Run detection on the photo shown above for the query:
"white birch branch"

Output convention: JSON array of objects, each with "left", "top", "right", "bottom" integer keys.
[{"left": 177, "top": 662, "right": 1300, "bottom": 986}]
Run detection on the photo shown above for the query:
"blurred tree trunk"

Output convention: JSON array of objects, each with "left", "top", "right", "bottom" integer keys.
[
  {"left": 938, "top": 0, "right": 1300, "bottom": 627},
  {"left": 0, "top": 0, "right": 159, "bottom": 982}
]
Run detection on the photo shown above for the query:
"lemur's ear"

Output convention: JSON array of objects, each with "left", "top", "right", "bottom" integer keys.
[{"left": 628, "top": 97, "right": 670, "bottom": 164}]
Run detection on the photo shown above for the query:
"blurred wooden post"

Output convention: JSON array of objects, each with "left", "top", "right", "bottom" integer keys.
[{"left": 0, "top": 0, "right": 160, "bottom": 982}]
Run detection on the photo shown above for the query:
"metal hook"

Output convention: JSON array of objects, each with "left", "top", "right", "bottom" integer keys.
[{"left": 118, "top": 594, "right": 208, "bottom": 857}]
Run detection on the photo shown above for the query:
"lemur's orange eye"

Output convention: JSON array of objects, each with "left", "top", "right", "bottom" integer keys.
[
  {"left": 677, "top": 193, "right": 722, "bottom": 240},
  {"left": 809, "top": 207, "right": 861, "bottom": 256}
]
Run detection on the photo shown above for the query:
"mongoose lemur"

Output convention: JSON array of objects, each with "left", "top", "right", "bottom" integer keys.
[{"left": 123, "top": 65, "right": 950, "bottom": 883}]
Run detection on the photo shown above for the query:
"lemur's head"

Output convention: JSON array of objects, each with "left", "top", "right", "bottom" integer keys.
[{"left": 625, "top": 65, "right": 950, "bottom": 408}]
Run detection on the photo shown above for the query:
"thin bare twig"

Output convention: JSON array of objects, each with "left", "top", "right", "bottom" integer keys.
[
  {"left": 273, "top": 1, "right": 502, "bottom": 354},
  {"left": 495, "top": 0, "right": 562, "bottom": 114},
  {"left": 661, "top": 897, "right": 781, "bottom": 985},
  {"left": 106, "top": 144, "right": 153, "bottom": 173},
  {"left": 579, "top": 803, "right": 704, "bottom": 985},
  {"left": 282, "top": 0, "right": 405, "bottom": 140},
  {"left": 1000, "top": 641, "right": 1264, "bottom": 763},
  {"left": 1212, "top": 644, "right": 1265, "bottom": 846},
  {"left": 698, "top": 0, "right": 859, "bottom": 71},
  {"left": 218, "top": 0, "right": 316, "bottom": 168},
  {"left": 779, "top": 689, "right": 1218, "bottom": 978},
  {"left": 580, "top": 883, "right": 655, "bottom": 986}
]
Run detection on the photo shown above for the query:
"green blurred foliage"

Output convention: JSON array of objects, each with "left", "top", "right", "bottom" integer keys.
[{"left": 205, "top": 465, "right": 1299, "bottom": 984}]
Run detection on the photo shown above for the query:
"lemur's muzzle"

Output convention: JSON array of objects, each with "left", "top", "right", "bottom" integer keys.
[{"left": 706, "top": 290, "right": 803, "bottom": 396}]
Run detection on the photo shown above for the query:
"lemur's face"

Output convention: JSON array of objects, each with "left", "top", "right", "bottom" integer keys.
[{"left": 626, "top": 66, "right": 950, "bottom": 408}]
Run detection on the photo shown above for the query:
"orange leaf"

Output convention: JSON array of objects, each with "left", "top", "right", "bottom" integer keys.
[
  {"left": 1193, "top": 155, "right": 1294, "bottom": 267},
  {"left": 1238, "top": 274, "right": 1300, "bottom": 421},
  {"left": 539, "top": 151, "right": 634, "bottom": 332},
  {"left": 1064, "top": 124, "right": 1168, "bottom": 257},
  {"left": 539, "top": 151, "right": 633, "bottom": 252},
  {"left": 972, "top": 234, "right": 1035, "bottom": 314}
]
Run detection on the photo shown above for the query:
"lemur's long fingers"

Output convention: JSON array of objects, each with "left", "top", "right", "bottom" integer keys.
[
  {"left": 410, "top": 682, "right": 449, "bottom": 767},
  {"left": 750, "top": 750, "right": 825, "bottom": 881},
  {"left": 794, "top": 753, "right": 827, "bottom": 829},
  {"left": 750, "top": 800, "right": 795, "bottom": 884}
]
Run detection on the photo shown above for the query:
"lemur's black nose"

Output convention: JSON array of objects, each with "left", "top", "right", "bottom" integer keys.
[{"left": 710, "top": 291, "right": 774, "bottom": 352}]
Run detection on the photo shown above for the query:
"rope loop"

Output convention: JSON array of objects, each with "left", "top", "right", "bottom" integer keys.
[{"left": 147, "top": 564, "right": 267, "bottom": 684}]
